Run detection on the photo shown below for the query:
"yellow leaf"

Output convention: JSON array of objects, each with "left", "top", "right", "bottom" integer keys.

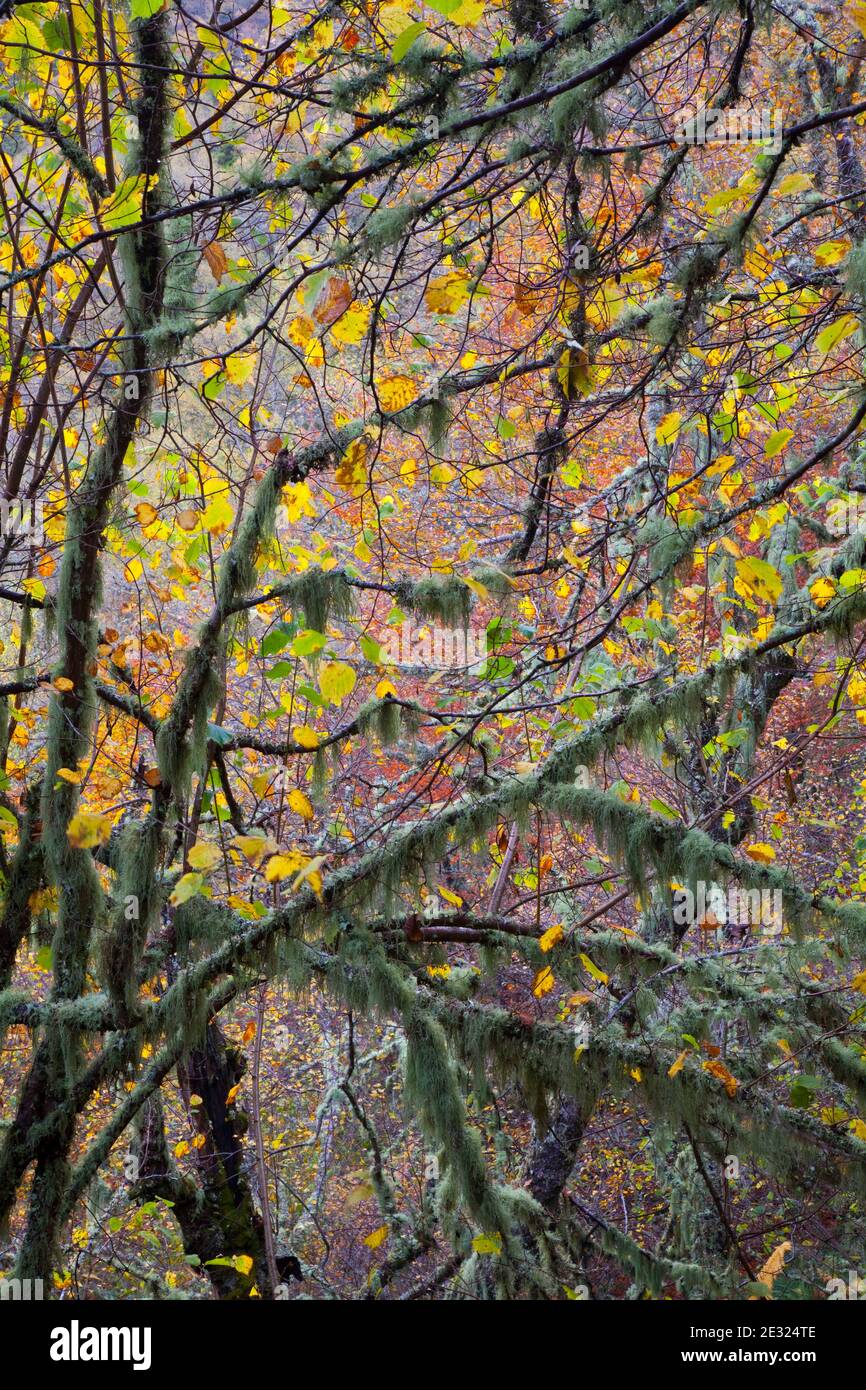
[
  {"left": 265, "top": 854, "right": 299, "bottom": 883},
  {"left": 188, "top": 842, "right": 221, "bottom": 872},
  {"left": 319, "top": 660, "right": 357, "bottom": 707},
  {"left": 201, "top": 494, "right": 233, "bottom": 536},
  {"left": 292, "top": 725, "right": 321, "bottom": 749},
  {"left": 668, "top": 1049, "right": 689, "bottom": 1078},
  {"left": 364, "top": 1225, "right": 389, "bottom": 1250},
  {"left": 283, "top": 481, "right": 316, "bottom": 522},
  {"left": 135, "top": 501, "right": 158, "bottom": 528},
  {"left": 655, "top": 410, "right": 682, "bottom": 446},
  {"left": 288, "top": 788, "right": 314, "bottom": 821},
  {"left": 744, "top": 842, "right": 776, "bottom": 864},
  {"left": 472, "top": 1233, "right": 502, "bottom": 1255},
  {"left": 532, "top": 965, "right": 555, "bottom": 997},
  {"left": 335, "top": 436, "right": 368, "bottom": 491},
  {"left": 376, "top": 374, "right": 418, "bottom": 412},
  {"left": 225, "top": 352, "right": 257, "bottom": 387},
  {"left": 850, "top": 0, "right": 866, "bottom": 38},
  {"left": 53, "top": 676, "right": 74, "bottom": 693},
  {"left": 579, "top": 952, "right": 609, "bottom": 985},
  {"left": 174, "top": 1141, "right": 190, "bottom": 1158},
  {"left": 539, "top": 923, "right": 564, "bottom": 953},
  {"left": 437, "top": 884, "right": 463, "bottom": 907},
  {"left": 288, "top": 313, "right": 314, "bottom": 346},
  {"left": 810, "top": 576, "right": 837, "bottom": 608},
  {"left": 233, "top": 1255, "right": 253, "bottom": 1276},
  {"left": 735, "top": 556, "right": 783, "bottom": 605},
  {"left": 755, "top": 1241, "right": 792, "bottom": 1296},
  {"left": 66, "top": 811, "right": 112, "bottom": 849},
  {"left": 814, "top": 238, "right": 851, "bottom": 267},
  {"left": 330, "top": 300, "right": 372, "bottom": 346},
  {"left": 56, "top": 768, "right": 83, "bottom": 784},
  {"left": 424, "top": 272, "right": 470, "bottom": 315},
  {"left": 450, "top": 0, "right": 485, "bottom": 22},
  {"left": 169, "top": 871, "right": 204, "bottom": 905},
  {"left": 242, "top": 1021, "right": 256, "bottom": 1044},
  {"left": 774, "top": 172, "right": 813, "bottom": 197},
  {"left": 232, "top": 834, "right": 278, "bottom": 866},
  {"left": 376, "top": 678, "right": 397, "bottom": 698},
  {"left": 852, "top": 969, "right": 866, "bottom": 995},
  {"left": 556, "top": 345, "right": 592, "bottom": 399}
]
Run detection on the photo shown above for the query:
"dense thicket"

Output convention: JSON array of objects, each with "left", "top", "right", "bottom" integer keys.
[{"left": 0, "top": 0, "right": 865, "bottom": 1299}]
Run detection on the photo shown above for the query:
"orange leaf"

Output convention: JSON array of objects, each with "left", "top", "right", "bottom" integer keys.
[{"left": 703, "top": 1058, "right": 738, "bottom": 1098}]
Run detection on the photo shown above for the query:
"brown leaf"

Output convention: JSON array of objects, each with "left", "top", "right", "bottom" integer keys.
[
  {"left": 203, "top": 241, "right": 228, "bottom": 284},
  {"left": 313, "top": 276, "right": 352, "bottom": 328}
]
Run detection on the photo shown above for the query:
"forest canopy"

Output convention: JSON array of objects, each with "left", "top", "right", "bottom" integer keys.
[{"left": 0, "top": 0, "right": 866, "bottom": 1303}]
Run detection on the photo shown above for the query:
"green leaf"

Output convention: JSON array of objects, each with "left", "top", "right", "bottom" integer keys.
[
  {"left": 261, "top": 626, "right": 293, "bottom": 657},
  {"left": 292, "top": 629, "right": 327, "bottom": 657},
  {"left": 202, "top": 371, "right": 226, "bottom": 401},
  {"left": 815, "top": 314, "right": 858, "bottom": 355},
  {"left": 392, "top": 21, "right": 426, "bottom": 62},
  {"left": 360, "top": 633, "right": 382, "bottom": 663},
  {"left": 100, "top": 174, "right": 146, "bottom": 231},
  {"left": 789, "top": 1074, "right": 820, "bottom": 1108},
  {"left": 207, "top": 722, "right": 233, "bottom": 747},
  {"left": 650, "top": 796, "right": 679, "bottom": 820},
  {"left": 764, "top": 428, "right": 793, "bottom": 457}
]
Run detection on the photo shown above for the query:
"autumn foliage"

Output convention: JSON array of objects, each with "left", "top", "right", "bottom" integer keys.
[{"left": 0, "top": 0, "right": 866, "bottom": 1301}]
